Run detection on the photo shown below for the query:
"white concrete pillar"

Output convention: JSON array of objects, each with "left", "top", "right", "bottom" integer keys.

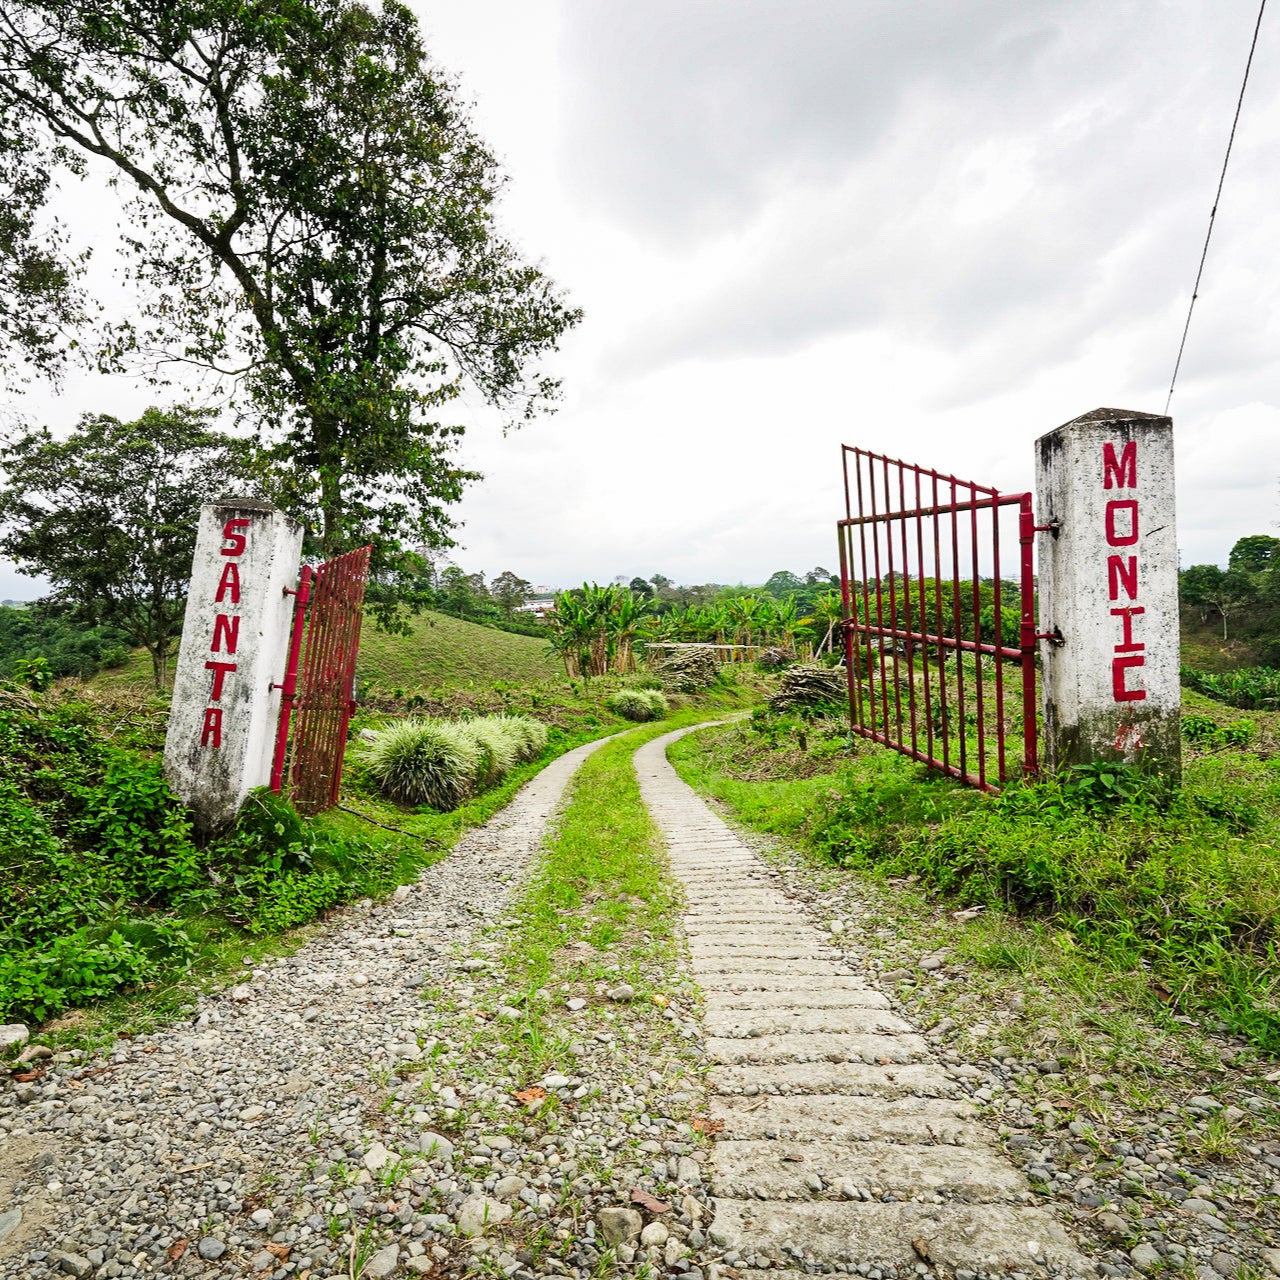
[
  {"left": 1035, "top": 409, "right": 1181, "bottom": 780},
  {"left": 164, "top": 500, "right": 304, "bottom": 832}
]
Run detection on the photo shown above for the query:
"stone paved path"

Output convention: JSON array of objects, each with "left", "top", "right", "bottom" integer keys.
[{"left": 636, "top": 726, "right": 1093, "bottom": 1278}]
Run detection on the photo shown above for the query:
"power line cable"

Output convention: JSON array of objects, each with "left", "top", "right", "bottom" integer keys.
[{"left": 1164, "top": 0, "right": 1268, "bottom": 415}]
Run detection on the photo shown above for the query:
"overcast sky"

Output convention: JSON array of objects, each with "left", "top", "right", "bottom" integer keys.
[{"left": 4, "top": 0, "right": 1279, "bottom": 599}]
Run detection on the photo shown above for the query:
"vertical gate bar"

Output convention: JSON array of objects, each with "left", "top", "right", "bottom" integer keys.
[
  {"left": 914, "top": 466, "right": 933, "bottom": 766},
  {"left": 969, "top": 481, "right": 987, "bottom": 790},
  {"left": 992, "top": 501, "right": 1008, "bottom": 784},
  {"left": 897, "top": 462, "right": 918, "bottom": 756},
  {"left": 855, "top": 456, "right": 877, "bottom": 738},
  {"left": 1019, "top": 496, "right": 1040, "bottom": 777},
  {"left": 867, "top": 458, "right": 891, "bottom": 737},
  {"left": 932, "top": 471, "right": 950, "bottom": 775},
  {"left": 949, "top": 478, "right": 967, "bottom": 781},
  {"left": 880, "top": 457, "right": 903, "bottom": 746},
  {"left": 271, "top": 566, "right": 313, "bottom": 793},
  {"left": 839, "top": 522, "right": 860, "bottom": 733},
  {"left": 299, "top": 556, "right": 335, "bottom": 808}
]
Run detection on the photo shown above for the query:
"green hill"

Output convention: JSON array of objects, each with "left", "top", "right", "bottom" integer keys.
[
  {"left": 91, "top": 610, "right": 558, "bottom": 692},
  {"left": 356, "top": 610, "right": 558, "bottom": 688}
]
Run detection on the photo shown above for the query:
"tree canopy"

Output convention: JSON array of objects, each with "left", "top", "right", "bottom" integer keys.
[
  {"left": 0, "top": 0, "right": 579, "bottom": 608},
  {"left": 0, "top": 407, "right": 254, "bottom": 687}
]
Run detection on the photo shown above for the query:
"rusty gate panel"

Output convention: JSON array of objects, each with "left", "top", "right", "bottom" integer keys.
[
  {"left": 276, "top": 545, "right": 371, "bottom": 814},
  {"left": 838, "top": 447, "right": 1041, "bottom": 792}
]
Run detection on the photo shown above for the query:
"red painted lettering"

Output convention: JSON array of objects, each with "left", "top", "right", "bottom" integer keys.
[
  {"left": 220, "top": 517, "right": 250, "bottom": 557},
  {"left": 1110, "top": 606, "right": 1145, "bottom": 653},
  {"left": 1107, "top": 554, "right": 1138, "bottom": 601},
  {"left": 1103, "top": 441, "right": 1136, "bottom": 489},
  {"left": 1105, "top": 499, "right": 1139, "bottom": 547},
  {"left": 211, "top": 613, "right": 240, "bottom": 655},
  {"left": 200, "top": 706, "right": 224, "bottom": 748},
  {"left": 215, "top": 561, "right": 241, "bottom": 604},
  {"left": 1112, "top": 655, "right": 1146, "bottom": 702},
  {"left": 204, "top": 659, "right": 237, "bottom": 700}
]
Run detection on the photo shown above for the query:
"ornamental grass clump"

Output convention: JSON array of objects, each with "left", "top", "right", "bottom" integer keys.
[
  {"left": 361, "top": 714, "right": 549, "bottom": 809},
  {"left": 491, "top": 715, "right": 548, "bottom": 761},
  {"left": 607, "top": 688, "right": 669, "bottom": 722},
  {"left": 359, "top": 719, "right": 482, "bottom": 810},
  {"left": 466, "top": 718, "right": 521, "bottom": 788}
]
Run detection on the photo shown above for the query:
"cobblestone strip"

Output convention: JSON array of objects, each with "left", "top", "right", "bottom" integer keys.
[
  {"left": 635, "top": 726, "right": 1094, "bottom": 1280},
  {"left": 0, "top": 734, "right": 617, "bottom": 1280}
]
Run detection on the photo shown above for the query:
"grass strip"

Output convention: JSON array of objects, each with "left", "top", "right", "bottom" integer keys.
[{"left": 487, "top": 710, "right": 732, "bottom": 1076}]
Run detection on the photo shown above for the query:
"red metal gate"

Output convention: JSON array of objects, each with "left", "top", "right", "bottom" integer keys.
[
  {"left": 271, "top": 545, "right": 371, "bottom": 814},
  {"left": 837, "top": 447, "right": 1044, "bottom": 792}
]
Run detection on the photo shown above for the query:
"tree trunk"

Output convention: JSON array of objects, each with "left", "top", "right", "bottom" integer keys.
[{"left": 148, "top": 642, "right": 168, "bottom": 691}]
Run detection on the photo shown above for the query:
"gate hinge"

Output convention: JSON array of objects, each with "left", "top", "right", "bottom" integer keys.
[
  {"left": 1034, "top": 627, "right": 1065, "bottom": 647},
  {"left": 1032, "top": 520, "right": 1061, "bottom": 537}
]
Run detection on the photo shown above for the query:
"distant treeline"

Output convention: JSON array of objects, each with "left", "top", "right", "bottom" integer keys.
[
  {"left": 1179, "top": 534, "right": 1280, "bottom": 665},
  {"left": 0, "top": 604, "right": 130, "bottom": 681}
]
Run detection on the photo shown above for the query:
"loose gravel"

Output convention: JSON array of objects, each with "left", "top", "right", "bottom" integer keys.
[{"left": 0, "top": 735, "right": 615, "bottom": 1280}]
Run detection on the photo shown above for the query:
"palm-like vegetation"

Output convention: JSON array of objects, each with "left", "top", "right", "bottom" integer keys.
[
  {"left": 546, "top": 583, "right": 830, "bottom": 673},
  {"left": 545, "top": 584, "right": 655, "bottom": 676}
]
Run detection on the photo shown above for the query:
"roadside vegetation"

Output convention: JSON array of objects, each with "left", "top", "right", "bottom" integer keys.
[
  {"left": 670, "top": 696, "right": 1280, "bottom": 1053},
  {"left": 0, "top": 652, "right": 760, "bottom": 1045}
]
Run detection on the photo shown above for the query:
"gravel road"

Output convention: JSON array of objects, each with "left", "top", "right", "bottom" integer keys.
[{"left": 0, "top": 735, "right": 615, "bottom": 1280}]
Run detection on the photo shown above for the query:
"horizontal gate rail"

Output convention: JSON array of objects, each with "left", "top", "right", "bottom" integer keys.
[{"left": 838, "top": 446, "right": 1039, "bottom": 792}]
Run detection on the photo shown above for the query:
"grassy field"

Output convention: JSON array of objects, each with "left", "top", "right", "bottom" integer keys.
[
  {"left": 355, "top": 609, "right": 559, "bottom": 689},
  {"left": 91, "top": 608, "right": 560, "bottom": 691}
]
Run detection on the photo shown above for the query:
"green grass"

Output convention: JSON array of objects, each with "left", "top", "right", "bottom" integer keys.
[
  {"left": 355, "top": 609, "right": 559, "bottom": 688},
  {"left": 670, "top": 710, "right": 1280, "bottom": 1051},
  {"left": 479, "top": 710, "right": 732, "bottom": 1076},
  {"left": 93, "top": 608, "right": 560, "bottom": 692}
]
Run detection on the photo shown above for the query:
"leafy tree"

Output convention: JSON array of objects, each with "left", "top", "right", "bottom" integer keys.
[
  {"left": 0, "top": 0, "right": 580, "bottom": 613},
  {"left": 0, "top": 407, "right": 254, "bottom": 687},
  {"left": 0, "top": 603, "right": 130, "bottom": 680},
  {"left": 1228, "top": 535, "right": 1280, "bottom": 576},
  {"left": 490, "top": 570, "right": 533, "bottom": 618},
  {"left": 628, "top": 577, "right": 654, "bottom": 599},
  {"left": 763, "top": 570, "right": 804, "bottom": 597},
  {"left": 804, "top": 566, "right": 835, "bottom": 587},
  {"left": 1179, "top": 564, "right": 1256, "bottom": 641}
]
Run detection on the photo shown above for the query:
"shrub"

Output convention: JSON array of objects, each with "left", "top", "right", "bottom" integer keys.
[
  {"left": 1181, "top": 665, "right": 1280, "bottom": 710},
  {"left": 639, "top": 688, "right": 668, "bottom": 718},
  {"left": 360, "top": 713, "right": 551, "bottom": 808},
  {"left": 359, "top": 718, "right": 482, "bottom": 810},
  {"left": 466, "top": 718, "right": 521, "bottom": 787},
  {"left": 490, "top": 714, "right": 548, "bottom": 762},
  {"left": 608, "top": 689, "right": 659, "bottom": 722}
]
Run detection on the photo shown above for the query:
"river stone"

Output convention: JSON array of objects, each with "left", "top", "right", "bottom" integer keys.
[
  {"left": 599, "top": 1206, "right": 643, "bottom": 1245},
  {"left": 196, "top": 1238, "right": 227, "bottom": 1260},
  {"left": 0, "top": 1024, "right": 29, "bottom": 1053},
  {"left": 419, "top": 1131, "right": 454, "bottom": 1162},
  {"left": 364, "top": 1244, "right": 400, "bottom": 1278},
  {"left": 640, "top": 1221, "right": 669, "bottom": 1246},
  {"left": 1130, "top": 1244, "right": 1162, "bottom": 1272},
  {"left": 456, "top": 1194, "right": 511, "bottom": 1237},
  {"left": 0, "top": 1209, "right": 20, "bottom": 1246}
]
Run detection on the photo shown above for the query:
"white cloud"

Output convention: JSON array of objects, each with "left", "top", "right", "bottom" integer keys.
[{"left": 3, "top": 0, "right": 1278, "bottom": 599}]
